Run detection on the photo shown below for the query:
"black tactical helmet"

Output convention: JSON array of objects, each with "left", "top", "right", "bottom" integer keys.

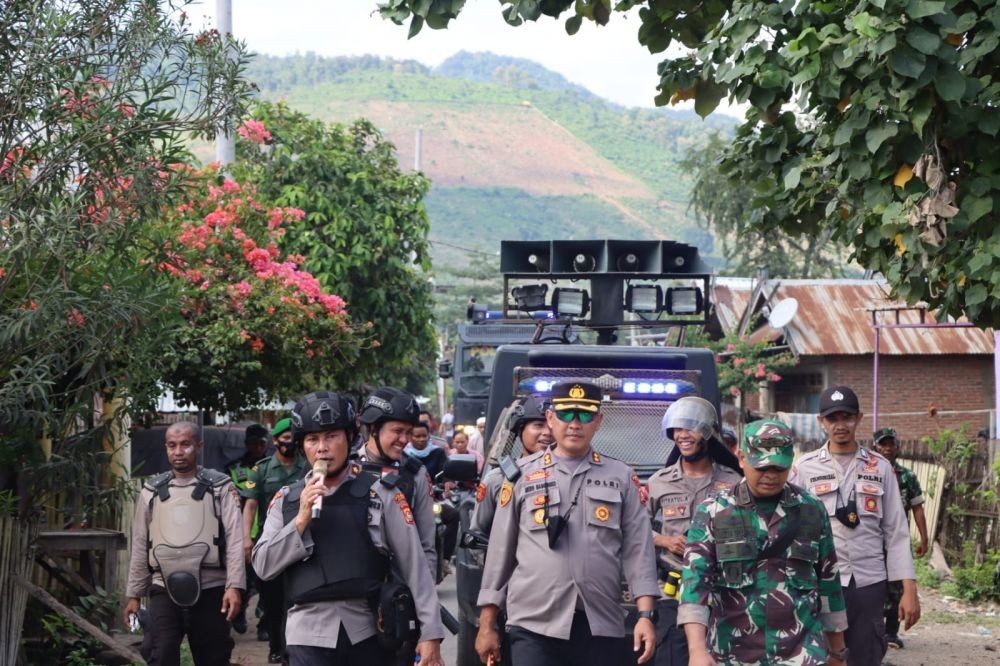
[
  {"left": 508, "top": 394, "right": 550, "bottom": 436},
  {"left": 291, "top": 391, "right": 357, "bottom": 445},
  {"left": 359, "top": 387, "right": 421, "bottom": 428}
]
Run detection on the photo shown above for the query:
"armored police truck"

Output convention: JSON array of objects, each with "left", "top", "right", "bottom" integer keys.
[{"left": 450, "top": 239, "right": 721, "bottom": 666}]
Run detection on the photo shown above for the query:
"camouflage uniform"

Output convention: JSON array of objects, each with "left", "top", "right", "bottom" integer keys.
[
  {"left": 892, "top": 461, "right": 924, "bottom": 516},
  {"left": 679, "top": 419, "right": 847, "bottom": 666}
]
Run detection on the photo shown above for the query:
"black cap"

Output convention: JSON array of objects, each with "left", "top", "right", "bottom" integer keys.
[
  {"left": 550, "top": 382, "right": 602, "bottom": 412},
  {"left": 245, "top": 423, "right": 269, "bottom": 442},
  {"left": 818, "top": 386, "right": 860, "bottom": 417}
]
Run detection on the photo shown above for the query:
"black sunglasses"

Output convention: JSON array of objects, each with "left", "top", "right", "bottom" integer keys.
[{"left": 554, "top": 409, "right": 597, "bottom": 424}]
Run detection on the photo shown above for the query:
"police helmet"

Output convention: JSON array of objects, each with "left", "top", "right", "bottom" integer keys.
[
  {"left": 290, "top": 391, "right": 357, "bottom": 445},
  {"left": 662, "top": 396, "right": 718, "bottom": 441},
  {"left": 359, "top": 387, "right": 421, "bottom": 428},
  {"left": 508, "top": 394, "right": 549, "bottom": 436}
]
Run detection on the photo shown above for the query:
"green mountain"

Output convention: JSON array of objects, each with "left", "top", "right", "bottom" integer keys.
[{"left": 245, "top": 52, "right": 734, "bottom": 266}]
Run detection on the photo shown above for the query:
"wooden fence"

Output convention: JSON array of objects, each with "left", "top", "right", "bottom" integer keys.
[{"left": 898, "top": 438, "right": 999, "bottom": 562}]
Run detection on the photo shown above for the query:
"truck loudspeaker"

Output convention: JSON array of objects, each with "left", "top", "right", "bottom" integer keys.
[
  {"left": 500, "top": 240, "right": 551, "bottom": 274},
  {"left": 607, "top": 240, "right": 661, "bottom": 273},
  {"left": 551, "top": 240, "right": 607, "bottom": 273}
]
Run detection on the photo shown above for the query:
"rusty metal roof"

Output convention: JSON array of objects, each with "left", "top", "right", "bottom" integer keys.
[
  {"left": 714, "top": 279, "right": 994, "bottom": 356},
  {"left": 711, "top": 277, "right": 753, "bottom": 335}
]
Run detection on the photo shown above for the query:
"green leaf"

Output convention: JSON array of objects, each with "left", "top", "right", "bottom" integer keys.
[
  {"left": 964, "top": 195, "right": 993, "bottom": 223},
  {"left": 912, "top": 90, "right": 934, "bottom": 135},
  {"left": 966, "top": 283, "right": 988, "bottom": 306},
  {"left": 866, "top": 123, "right": 899, "bottom": 153},
  {"left": 694, "top": 80, "right": 726, "bottom": 118},
  {"left": 891, "top": 45, "right": 926, "bottom": 78},
  {"left": 784, "top": 164, "right": 803, "bottom": 190},
  {"left": 852, "top": 12, "right": 880, "bottom": 39},
  {"left": 906, "top": 27, "right": 942, "bottom": 54},
  {"left": 981, "top": 112, "right": 1000, "bottom": 137},
  {"left": 907, "top": 0, "right": 946, "bottom": 19},
  {"left": 565, "top": 15, "right": 582, "bottom": 36},
  {"left": 933, "top": 64, "right": 965, "bottom": 101},
  {"left": 407, "top": 14, "right": 425, "bottom": 38}
]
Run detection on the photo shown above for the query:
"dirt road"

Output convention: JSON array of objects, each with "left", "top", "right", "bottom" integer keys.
[{"left": 230, "top": 580, "right": 999, "bottom": 665}]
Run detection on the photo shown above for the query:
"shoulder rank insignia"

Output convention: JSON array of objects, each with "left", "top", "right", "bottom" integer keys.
[
  {"left": 592, "top": 451, "right": 602, "bottom": 463},
  {"left": 499, "top": 482, "right": 513, "bottom": 507},
  {"left": 632, "top": 474, "right": 648, "bottom": 505}
]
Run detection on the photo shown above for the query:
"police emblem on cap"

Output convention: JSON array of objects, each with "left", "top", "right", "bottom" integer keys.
[
  {"left": 831, "top": 390, "right": 844, "bottom": 401},
  {"left": 569, "top": 385, "right": 586, "bottom": 399}
]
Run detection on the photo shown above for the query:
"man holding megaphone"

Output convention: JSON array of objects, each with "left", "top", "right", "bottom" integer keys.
[{"left": 252, "top": 391, "right": 446, "bottom": 666}]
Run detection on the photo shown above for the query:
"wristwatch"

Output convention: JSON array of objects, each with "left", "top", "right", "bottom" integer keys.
[
  {"left": 636, "top": 609, "right": 659, "bottom": 624},
  {"left": 828, "top": 646, "right": 850, "bottom": 661}
]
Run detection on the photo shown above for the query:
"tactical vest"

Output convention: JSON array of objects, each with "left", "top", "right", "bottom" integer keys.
[
  {"left": 360, "top": 454, "right": 422, "bottom": 505},
  {"left": 145, "top": 468, "right": 228, "bottom": 607},
  {"left": 714, "top": 485, "right": 824, "bottom": 587},
  {"left": 281, "top": 472, "right": 390, "bottom": 605}
]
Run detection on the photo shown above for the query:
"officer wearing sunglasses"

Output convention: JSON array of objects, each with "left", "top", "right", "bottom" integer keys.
[{"left": 477, "top": 382, "right": 660, "bottom": 666}]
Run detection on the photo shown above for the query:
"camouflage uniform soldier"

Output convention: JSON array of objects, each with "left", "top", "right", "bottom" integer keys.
[
  {"left": 679, "top": 420, "right": 848, "bottom": 666},
  {"left": 645, "top": 397, "right": 741, "bottom": 666},
  {"left": 873, "top": 427, "right": 928, "bottom": 650}
]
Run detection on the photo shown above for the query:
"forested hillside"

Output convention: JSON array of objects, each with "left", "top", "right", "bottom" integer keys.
[{"left": 245, "top": 53, "right": 733, "bottom": 248}]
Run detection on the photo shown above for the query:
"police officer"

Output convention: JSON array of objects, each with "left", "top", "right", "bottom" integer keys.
[
  {"left": 790, "top": 386, "right": 920, "bottom": 666},
  {"left": 477, "top": 382, "right": 659, "bottom": 666},
  {"left": 356, "top": 387, "right": 438, "bottom": 578},
  {"left": 242, "top": 417, "right": 308, "bottom": 662},
  {"left": 679, "top": 419, "right": 848, "bottom": 666},
  {"left": 123, "top": 421, "right": 245, "bottom": 666},
  {"left": 646, "top": 397, "right": 741, "bottom": 666},
  {"left": 469, "top": 393, "right": 554, "bottom": 539},
  {"left": 251, "top": 391, "right": 446, "bottom": 666},
  {"left": 226, "top": 423, "right": 269, "bottom": 635},
  {"left": 873, "top": 426, "right": 929, "bottom": 650}
]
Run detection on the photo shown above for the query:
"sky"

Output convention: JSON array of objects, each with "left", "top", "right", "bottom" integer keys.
[{"left": 192, "top": 0, "right": 689, "bottom": 110}]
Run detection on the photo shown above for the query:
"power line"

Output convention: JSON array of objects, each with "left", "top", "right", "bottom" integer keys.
[{"left": 429, "top": 238, "right": 497, "bottom": 258}]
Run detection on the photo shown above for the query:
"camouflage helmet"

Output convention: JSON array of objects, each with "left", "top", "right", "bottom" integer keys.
[{"left": 662, "top": 396, "right": 718, "bottom": 442}]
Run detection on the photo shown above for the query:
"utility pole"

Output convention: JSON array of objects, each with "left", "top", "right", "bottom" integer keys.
[
  {"left": 414, "top": 128, "right": 422, "bottom": 172},
  {"left": 215, "top": 0, "right": 235, "bottom": 165}
]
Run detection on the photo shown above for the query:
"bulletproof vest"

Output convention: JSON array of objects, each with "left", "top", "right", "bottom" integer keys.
[
  {"left": 145, "top": 468, "right": 228, "bottom": 606},
  {"left": 360, "top": 454, "right": 421, "bottom": 506},
  {"left": 281, "top": 472, "right": 390, "bottom": 605}
]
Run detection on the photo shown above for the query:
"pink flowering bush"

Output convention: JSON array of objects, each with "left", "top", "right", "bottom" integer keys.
[{"left": 159, "top": 166, "right": 370, "bottom": 413}]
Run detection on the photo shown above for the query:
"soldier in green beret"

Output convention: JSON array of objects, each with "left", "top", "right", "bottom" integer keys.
[
  {"left": 242, "top": 417, "right": 308, "bottom": 663},
  {"left": 679, "top": 419, "right": 848, "bottom": 666}
]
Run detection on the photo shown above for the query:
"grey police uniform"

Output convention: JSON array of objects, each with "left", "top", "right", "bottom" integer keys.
[
  {"left": 645, "top": 461, "right": 740, "bottom": 666},
  {"left": 251, "top": 463, "right": 445, "bottom": 651},
  {"left": 469, "top": 467, "right": 505, "bottom": 537},
  {"left": 357, "top": 449, "right": 437, "bottom": 579},
  {"left": 790, "top": 443, "right": 915, "bottom": 666},
  {"left": 647, "top": 462, "right": 742, "bottom": 576},
  {"left": 478, "top": 447, "right": 659, "bottom": 653}
]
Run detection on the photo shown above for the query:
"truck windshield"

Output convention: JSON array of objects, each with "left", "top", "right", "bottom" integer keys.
[{"left": 461, "top": 346, "right": 497, "bottom": 374}]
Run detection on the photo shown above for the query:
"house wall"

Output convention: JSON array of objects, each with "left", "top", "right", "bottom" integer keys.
[{"left": 820, "top": 354, "right": 993, "bottom": 440}]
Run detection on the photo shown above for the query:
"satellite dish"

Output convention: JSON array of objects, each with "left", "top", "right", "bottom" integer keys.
[{"left": 767, "top": 298, "right": 799, "bottom": 329}]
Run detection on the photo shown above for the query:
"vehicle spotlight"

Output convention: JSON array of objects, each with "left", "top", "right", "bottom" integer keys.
[
  {"left": 617, "top": 252, "right": 639, "bottom": 271},
  {"left": 625, "top": 284, "right": 662, "bottom": 314},
  {"left": 511, "top": 284, "right": 549, "bottom": 311},
  {"left": 665, "top": 287, "right": 704, "bottom": 315},
  {"left": 552, "top": 287, "right": 590, "bottom": 318}
]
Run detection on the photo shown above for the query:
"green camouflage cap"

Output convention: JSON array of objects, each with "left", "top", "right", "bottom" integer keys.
[
  {"left": 872, "top": 427, "right": 897, "bottom": 444},
  {"left": 741, "top": 419, "right": 794, "bottom": 470}
]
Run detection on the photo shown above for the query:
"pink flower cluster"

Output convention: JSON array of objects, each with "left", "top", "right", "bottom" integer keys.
[{"left": 237, "top": 119, "right": 272, "bottom": 145}]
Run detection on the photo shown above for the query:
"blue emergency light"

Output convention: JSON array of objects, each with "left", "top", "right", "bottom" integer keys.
[{"left": 517, "top": 377, "right": 697, "bottom": 400}]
